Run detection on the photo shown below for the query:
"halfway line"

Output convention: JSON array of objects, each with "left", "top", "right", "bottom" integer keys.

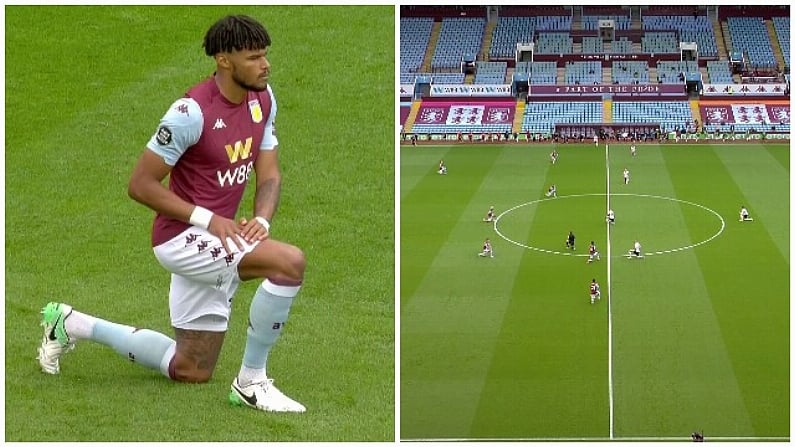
[{"left": 605, "top": 143, "right": 614, "bottom": 439}]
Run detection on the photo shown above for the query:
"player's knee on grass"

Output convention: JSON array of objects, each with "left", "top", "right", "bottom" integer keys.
[
  {"left": 170, "top": 352, "right": 214, "bottom": 383},
  {"left": 170, "top": 327, "right": 225, "bottom": 383}
]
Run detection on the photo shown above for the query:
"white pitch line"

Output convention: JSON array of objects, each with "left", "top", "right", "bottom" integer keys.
[
  {"left": 402, "top": 437, "right": 790, "bottom": 442},
  {"left": 493, "top": 193, "right": 726, "bottom": 258},
  {"left": 606, "top": 144, "right": 614, "bottom": 440}
]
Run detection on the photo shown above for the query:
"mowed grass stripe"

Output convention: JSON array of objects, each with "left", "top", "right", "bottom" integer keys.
[
  {"left": 663, "top": 145, "right": 789, "bottom": 436},
  {"left": 400, "top": 146, "right": 550, "bottom": 439},
  {"left": 764, "top": 143, "right": 789, "bottom": 173},
  {"left": 399, "top": 146, "right": 451, "bottom": 200},
  {"left": 712, "top": 144, "right": 789, "bottom": 262},
  {"left": 400, "top": 147, "right": 502, "bottom": 306},
  {"left": 469, "top": 145, "right": 607, "bottom": 438},
  {"left": 611, "top": 145, "right": 752, "bottom": 436}
]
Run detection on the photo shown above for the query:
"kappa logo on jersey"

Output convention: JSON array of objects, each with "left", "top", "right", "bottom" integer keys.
[
  {"left": 155, "top": 126, "right": 172, "bottom": 145},
  {"left": 248, "top": 99, "right": 263, "bottom": 123},
  {"left": 175, "top": 103, "right": 189, "bottom": 115},
  {"left": 213, "top": 118, "right": 227, "bottom": 130}
]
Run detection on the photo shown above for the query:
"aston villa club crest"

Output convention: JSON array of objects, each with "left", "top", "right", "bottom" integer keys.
[{"left": 248, "top": 99, "right": 263, "bottom": 123}]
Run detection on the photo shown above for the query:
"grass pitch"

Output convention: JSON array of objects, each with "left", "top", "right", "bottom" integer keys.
[
  {"left": 400, "top": 142, "right": 788, "bottom": 441},
  {"left": 6, "top": 5, "right": 394, "bottom": 441}
]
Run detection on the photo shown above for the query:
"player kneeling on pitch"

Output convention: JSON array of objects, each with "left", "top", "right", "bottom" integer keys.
[
  {"left": 545, "top": 184, "right": 557, "bottom": 198},
  {"left": 739, "top": 205, "right": 753, "bottom": 222},
  {"left": 565, "top": 231, "right": 576, "bottom": 250},
  {"left": 478, "top": 238, "right": 494, "bottom": 258},
  {"left": 627, "top": 240, "right": 643, "bottom": 259},
  {"left": 438, "top": 159, "right": 447, "bottom": 175},
  {"left": 587, "top": 241, "right": 600, "bottom": 263},
  {"left": 589, "top": 279, "right": 601, "bottom": 304},
  {"left": 483, "top": 206, "right": 495, "bottom": 222}
]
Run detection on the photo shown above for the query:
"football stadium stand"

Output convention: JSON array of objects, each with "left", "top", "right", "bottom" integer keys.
[{"left": 400, "top": 5, "right": 790, "bottom": 141}]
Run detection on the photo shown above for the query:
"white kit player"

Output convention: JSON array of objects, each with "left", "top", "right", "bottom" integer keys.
[
  {"left": 623, "top": 168, "right": 630, "bottom": 185},
  {"left": 483, "top": 206, "right": 496, "bottom": 222},
  {"left": 478, "top": 238, "right": 494, "bottom": 258},
  {"left": 739, "top": 206, "right": 753, "bottom": 222},
  {"left": 630, "top": 144, "right": 636, "bottom": 157},
  {"left": 545, "top": 184, "right": 557, "bottom": 198},
  {"left": 628, "top": 240, "right": 643, "bottom": 258},
  {"left": 606, "top": 209, "right": 615, "bottom": 225}
]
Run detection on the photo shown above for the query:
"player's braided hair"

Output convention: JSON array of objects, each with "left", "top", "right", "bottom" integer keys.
[{"left": 203, "top": 15, "right": 271, "bottom": 56}]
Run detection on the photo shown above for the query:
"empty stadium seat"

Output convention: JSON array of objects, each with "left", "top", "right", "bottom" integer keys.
[
  {"left": 642, "top": 15, "right": 718, "bottom": 57},
  {"left": 564, "top": 61, "right": 602, "bottom": 84},
  {"left": 522, "top": 101, "right": 603, "bottom": 133},
  {"left": 581, "top": 15, "right": 631, "bottom": 31},
  {"left": 515, "top": 61, "right": 557, "bottom": 85},
  {"left": 726, "top": 17, "right": 777, "bottom": 68},
  {"left": 490, "top": 16, "right": 535, "bottom": 59},
  {"left": 431, "top": 17, "right": 486, "bottom": 70},
  {"left": 613, "top": 101, "right": 692, "bottom": 132},
  {"left": 474, "top": 61, "right": 508, "bottom": 84},
  {"left": 613, "top": 61, "right": 650, "bottom": 84},
  {"left": 536, "top": 32, "right": 573, "bottom": 55},
  {"left": 771, "top": 16, "right": 790, "bottom": 68},
  {"left": 400, "top": 17, "right": 433, "bottom": 73},
  {"left": 641, "top": 32, "right": 678, "bottom": 54},
  {"left": 706, "top": 60, "right": 734, "bottom": 83}
]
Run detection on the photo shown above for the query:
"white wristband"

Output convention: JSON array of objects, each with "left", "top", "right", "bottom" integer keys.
[
  {"left": 189, "top": 206, "right": 213, "bottom": 229},
  {"left": 255, "top": 216, "right": 271, "bottom": 232}
]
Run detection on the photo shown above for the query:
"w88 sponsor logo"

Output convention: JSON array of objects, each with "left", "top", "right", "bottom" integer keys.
[{"left": 217, "top": 161, "right": 254, "bottom": 187}]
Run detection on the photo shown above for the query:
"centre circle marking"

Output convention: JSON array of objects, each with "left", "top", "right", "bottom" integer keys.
[{"left": 493, "top": 193, "right": 726, "bottom": 257}]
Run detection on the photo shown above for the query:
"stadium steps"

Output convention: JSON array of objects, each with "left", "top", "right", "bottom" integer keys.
[
  {"left": 572, "top": 6, "right": 582, "bottom": 31},
  {"left": 766, "top": 20, "right": 786, "bottom": 70},
  {"left": 604, "top": 41, "right": 612, "bottom": 53},
  {"left": 556, "top": 67, "right": 565, "bottom": 84},
  {"left": 632, "top": 41, "right": 641, "bottom": 53},
  {"left": 713, "top": 16, "right": 728, "bottom": 60},
  {"left": 480, "top": 19, "right": 497, "bottom": 61},
  {"left": 403, "top": 100, "right": 423, "bottom": 133},
  {"left": 732, "top": 72, "right": 742, "bottom": 84},
  {"left": 649, "top": 65, "right": 658, "bottom": 83},
  {"left": 603, "top": 66, "right": 611, "bottom": 84},
  {"left": 689, "top": 99, "right": 702, "bottom": 126},
  {"left": 720, "top": 21, "right": 733, "bottom": 59},
  {"left": 512, "top": 99, "right": 525, "bottom": 134},
  {"left": 420, "top": 21, "right": 442, "bottom": 73},
  {"left": 603, "top": 98, "right": 613, "bottom": 123},
  {"left": 465, "top": 72, "right": 475, "bottom": 84},
  {"left": 630, "top": 6, "right": 641, "bottom": 30},
  {"left": 699, "top": 66, "right": 711, "bottom": 83}
]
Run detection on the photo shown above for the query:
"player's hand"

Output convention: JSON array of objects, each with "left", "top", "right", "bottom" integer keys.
[
  {"left": 239, "top": 217, "right": 270, "bottom": 243},
  {"left": 207, "top": 215, "right": 245, "bottom": 255}
]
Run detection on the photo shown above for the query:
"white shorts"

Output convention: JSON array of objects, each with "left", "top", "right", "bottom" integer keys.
[{"left": 153, "top": 226, "right": 260, "bottom": 331}]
